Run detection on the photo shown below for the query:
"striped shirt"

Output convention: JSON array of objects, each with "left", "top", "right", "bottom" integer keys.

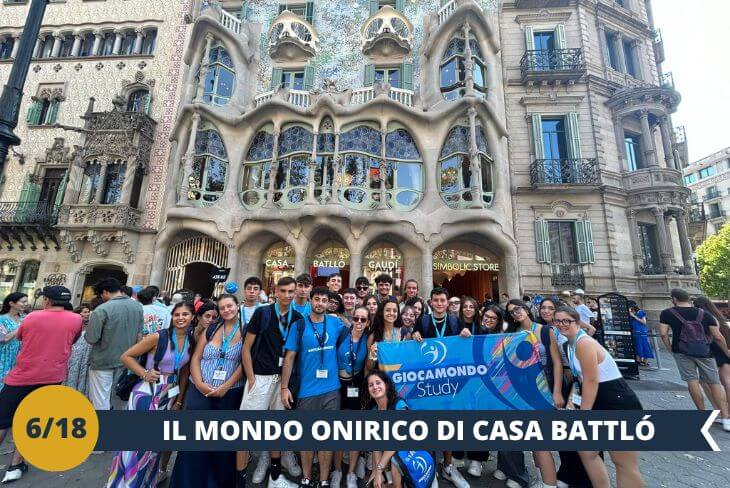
[{"left": 200, "top": 340, "right": 243, "bottom": 388}]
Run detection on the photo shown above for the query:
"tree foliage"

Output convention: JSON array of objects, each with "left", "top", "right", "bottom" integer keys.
[{"left": 696, "top": 224, "right": 730, "bottom": 299}]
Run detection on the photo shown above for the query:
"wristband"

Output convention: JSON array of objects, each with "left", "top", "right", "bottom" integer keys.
[{"left": 281, "top": 386, "right": 289, "bottom": 391}]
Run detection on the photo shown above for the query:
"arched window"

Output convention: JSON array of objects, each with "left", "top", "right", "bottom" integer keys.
[
  {"left": 0, "top": 37, "right": 15, "bottom": 60},
  {"left": 314, "top": 118, "right": 336, "bottom": 203},
  {"left": 79, "top": 32, "right": 95, "bottom": 57},
  {"left": 142, "top": 28, "right": 157, "bottom": 55},
  {"left": 126, "top": 89, "right": 150, "bottom": 113},
  {"left": 274, "top": 125, "right": 313, "bottom": 208},
  {"left": 60, "top": 34, "right": 74, "bottom": 57},
  {"left": 438, "top": 121, "right": 493, "bottom": 208},
  {"left": 120, "top": 30, "right": 135, "bottom": 56},
  {"left": 101, "top": 159, "right": 127, "bottom": 204},
  {"left": 102, "top": 32, "right": 115, "bottom": 56},
  {"left": 39, "top": 35, "right": 54, "bottom": 58},
  {"left": 79, "top": 159, "right": 101, "bottom": 203},
  {"left": 385, "top": 125, "right": 423, "bottom": 210},
  {"left": 202, "top": 44, "right": 235, "bottom": 106},
  {"left": 339, "top": 124, "right": 383, "bottom": 210},
  {"left": 440, "top": 34, "right": 487, "bottom": 100},
  {"left": 190, "top": 123, "right": 228, "bottom": 204},
  {"left": 241, "top": 126, "right": 275, "bottom": 209}
]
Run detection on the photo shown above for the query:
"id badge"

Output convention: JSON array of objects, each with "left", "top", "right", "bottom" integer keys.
[
  {"left": 212, "top": 369, "right": 227, "bottom": 381},
  {"left": 316, "top": 369, "right": 328, "bottom": 379},
  {"left": 278, "top": 357, "right": 284, "bottom": 367},
  {"left": 167, "top": 385, "right": 180, "bottom": 399},
  {"left": 347, "top": 387, "right": 359, "bottom": 398},
  {"left": 572, "top": 393, "right": 582, "bottom": 406}
]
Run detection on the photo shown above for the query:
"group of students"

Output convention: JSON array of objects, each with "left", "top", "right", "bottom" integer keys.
[{"left": 0, "top": 272, "right": 670, "bottom": 488}]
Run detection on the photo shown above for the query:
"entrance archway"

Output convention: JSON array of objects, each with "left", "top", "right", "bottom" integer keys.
[
  {"left": 262, "top": 241, "right": 296, "bottom": 294},
  {"left": 362, "top": 242, "right": 404, "bottom": 291},
  {"left": 81, "top": 265, "right": 128, "bottom": 304},
  {"left": 164, "top": 234, "right": 228, "bottom": 298},
  {"left": 432, "top": 242, "right": 501, "bottom": 301},
  {"left": 308, "top": 240, "right": 350, "bottom": 287}
]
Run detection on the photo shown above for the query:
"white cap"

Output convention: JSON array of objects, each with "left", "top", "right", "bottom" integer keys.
[
  {"left": 573, "top": 288, "right": 585, "bottom": 295},
  {"left": 171, "top": 293, "right": 183, "bottom": 304}
]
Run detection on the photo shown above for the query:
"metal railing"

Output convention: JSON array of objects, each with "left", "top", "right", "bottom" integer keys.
[
  {"left": 708, "top": 209, "right": 727, "bottom": 220},
  {"left": 688, "top": 205, "right": 706, "bottom": 223},
  {"left": 438, "top": 0, "right": 458, "bottom": 24},
  {"left": 660, "top": 72, "right": 675, "bottom": 89},
  {"left": 705, "top": 189, "right": 721, "bottom": 200},
  {"left": 520, "top": 48, "right": 585, "bottom": 74},
  {"left": 551, "top": 263, "right": 585, "bottom": 288},
  {"left": 0, "top": 201, "right": 59, "bottom": 226},
  {"left": 639, "top": 263, "right": 664, "bottom": 275},
  {"left": 530, "top": 158, "right": 599, "bottom": 185}
]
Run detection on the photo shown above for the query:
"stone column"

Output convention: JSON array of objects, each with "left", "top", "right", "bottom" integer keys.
[
  {"left": 92, "top": 30, "right": 103, "bottom": 56},
  {"left": 659, "top": 116, "right": 677, "bottom": 169},
  {"left": 597, "top": 24, "right": 609, "bottom": 68},
  {"left": 119, "top": 160, "right": 138, "bottom": 206},
  {"left": 178, "top": 113, "right": 201, "bottom": 204},
  {"left": 421, "top": 249, "right": 434, "bottom": 298},
  {"left": 327, "top": 133, "right": 341, "bottom": 204},
  {"left": 51, "top": 34, "right": 62, "bottom": 58},
  {"left": 149, "top": 240, "right": 169, "bottom": 288},
  {"left": 349, "top": 252, "right": 363, "bottom": 287},
  {"left": 71, "top": 34, "right": 82, "bottom": 57},
  {"left": 227, "top": 249, "right": 239, "bottom": 287},
  {"left": 626, "top": 209, "right": 643, "bottom": 273},
  {"left": 195, "top": 34, "right": 215, "bottom": 102},
  {"left": 264, "top": 129, "right": 281, "bottom": 208},
  {"left": 112, "top": 30, "right": 123, "bottom": 55},
  {"left": 613, "top": 115, "right": 627, "bottom": 170},
  {"left": 294, "top": 249, "right": 307, "bottom": 276},
  {"left": 639, "top": 110, "right": 658, "bottom": 167},
  {"left": 663, "top": 214, "right": 677, "bottom": 268},
  {"left": 630, "top": 39, "right": 644, "bottom": 80},
  {"left": 305, "top": 132, "right": 318, "bottom": 205},
  {"left": 467, "top": 106, "right": 483, "bottom": 208},
  {"left": 33, "top": 35, "right": 44, "bottom": 58},
  {"left": 11, "top": 35, "right": 20, "bottom": 58},
  {"left": 377, "top": 125, "right": 388, "bottom": 209},
  {"left": 675, "top": 211, "right": 695, "bottom": 273},
  {"left": 504, "top": 255, "right": 520, "bottom": 299},
  {"left": 133, "top": 28, "right": 145, "bottom": 55},
  {"left": 614, "top": 32, "right": 627, "bottom": 73},
  {"left": 653, "top": 207, "right": 672, "bottom": 272},
  {"left": 94, "top": 161, "right": 109, "bottom": 204},
  {"left": 462, "top": 22, "right": 475, "bottom": 97}
]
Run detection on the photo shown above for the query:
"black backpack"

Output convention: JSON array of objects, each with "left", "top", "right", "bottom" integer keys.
[{"left": 115, "top": 328, "right": 173, "bottom": 401}]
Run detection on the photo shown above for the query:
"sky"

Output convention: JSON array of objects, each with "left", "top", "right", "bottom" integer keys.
[{"left": 651, "top": 0, "right": 730, "bottom": 162}]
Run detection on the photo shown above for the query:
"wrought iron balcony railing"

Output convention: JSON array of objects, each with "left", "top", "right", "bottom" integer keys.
[
  {"left": 705, "top": 189, "right": 721, "bottom": 200},
  {"left": 530, "top": 158, "right": 600, "bottom": 186},
  {"left": 551, "top": 263, "right": 585, "bottom": 288},
  {"left": 0, "top": 201, "right": 59, "bottom": 226},
  {"left": 688, "top": 205, "right": 706, "bottom": 223},
  {"left": 708, "top": 209, "right": 726, "bottom": 220},
  {"left": 521, "top": 48, "right": 585, "bottom": 74},
  {"left": 639, "top": 263, "right": 664, "bottom": 275}
]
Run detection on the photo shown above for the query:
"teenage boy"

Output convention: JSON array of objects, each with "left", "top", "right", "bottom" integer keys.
[
  {"left": 292, "top": 274, "right": 313, "bottom": 316},
  {"left": 354, "top": 276, "right": 370, "bottom": 304},
  {"left": 238, "top": 277, "right": 303, "bottom": 488},
  {"left": 341, "top": 288, "right": 358, "bottom": 324},
  {"left": 242, "top": 277, "right": 264, "bottom": 326},
  {"left": 374, "top": 274, "right": 395, "bottom": 303},
  {"left": 0, "top": 286, "right": 82, "bottom": 483},
  {"left": 412, "top": 287, "right": 471, "bottom": 488},
  {"left": 281, "top": 287, "right": 346, "bottom": 488},
  {"left": 327, "top": 273, "right": 343, "bottom": 294}
]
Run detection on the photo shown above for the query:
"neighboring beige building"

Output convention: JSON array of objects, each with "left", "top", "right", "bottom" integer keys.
[
  {"left": 682, "top": 147, "right": 730, "bottom": 247},
  {"left": 0, "top": 0, "right": 701, "bottom": 319}
]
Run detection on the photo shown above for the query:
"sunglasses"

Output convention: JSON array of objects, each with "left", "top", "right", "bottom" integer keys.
[
  {"left": 357, "top": 286, "right": 369, "bottom": 290},
  {"left": 352, "top": 316, "right": 368, "bottom": 323},
  {"left": 483, "top": 315, "right": 498, "bottom": 321}
]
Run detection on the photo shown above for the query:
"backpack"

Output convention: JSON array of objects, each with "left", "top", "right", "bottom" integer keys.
[
  {"left": 670, "top": 308, "right": 711, "bottom": 358},
  {"left": 394, "top": 451, "right": 437, "bottom": 488},
  {"left": 115, "top": 328, "right": 172, "bottom": 401}
]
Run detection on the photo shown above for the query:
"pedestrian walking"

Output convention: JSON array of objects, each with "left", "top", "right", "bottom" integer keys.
[{"left": 0, "top": 292, "right": 27, "bottom": 391}]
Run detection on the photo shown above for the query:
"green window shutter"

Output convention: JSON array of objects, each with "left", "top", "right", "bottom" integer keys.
[
  {"left": 45, "top": 100, "right": 59, "bottom": 125},
  {"left": 575, "top": 220, "right": 594, "bottom": 264},
  {"left": 53, "top": 170, "right": 69, "bottom": 209},
  {"left": 395, "top": 0, "right": 405, "bottom": 12},
  {"left": 555, "top": 24, "right": 567, "bottom": 49},
  {"left": 304, "top": 1, "right": 314, "bottom": 24},
  {"left": 26, "top": 100, "right": 41, "bottom": 125},
  {"left": 530, "top": 114, "right": 544, "bottom": 160},
  {"left": 364, "top": 64, "right": 375, "bottom": 86},
  {"left": 18, "top": 172, "right": 32, "bottom": 203},
  {"left": 143, "top": 93, "right": 152, "bottom": 115},
  {"left": 369, "top": 1, "right": 380, "bottom": 16},
  {"left": 303, "top": 65, "right": 315, "bottom": 90},
  {"left": 524, "top": 26, "right": 535, "bottom": 51},
  {"left": 401, "top": 62, "right": 413, "bottom": 90},
  {"left": 534, "top": 219, "right": 551, "bottom": 263},
  {"left": 271, "top": 67, "right": 283, "bottom": 89},
  {"left": 566, "top": 112, "right": 582, "bottom": 159}
]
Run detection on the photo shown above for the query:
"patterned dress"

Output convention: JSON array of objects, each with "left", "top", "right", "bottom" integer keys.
[
  {"left": 64, "top": 329, "right": 92, "bottom": 395},
  {"left": 106, "top": 337, "right": 190, "bottom": 488},
  {"left": 0, "top": 314, "right": 23, "bottom": 391}
]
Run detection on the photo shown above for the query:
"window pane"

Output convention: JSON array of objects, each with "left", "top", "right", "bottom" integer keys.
[
  {"left": 102, "top": 163, "right": 126, "bottom": 204},
  {"left": 440, "top": 59, "right": 457, "bottom": 87},
  {"left": 289, "top": 156, "right": 309, "bottom": 187},
  {"left": 80, "top": 164, "right": 101, "bottom": 203},
  {"left": 205, "top": 158, "right": 227, "bottom": 192},
  {"left": 343, "top": 154, "right": 367, "bottom": 187},
  {"left": 440, "top": 156, "right": 460, "bottom": 193},
  {"left": 396, "top": 162, "right": 421, "bottom": 190},
  {"left": 243, "top": 164, "right": 263, "bottom": 191},
  {"left": 541, "top": 118, "right": 567, "bottom": 160}
]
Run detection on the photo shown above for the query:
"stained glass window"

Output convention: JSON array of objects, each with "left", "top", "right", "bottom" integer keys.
[
  {"left": 101, "top": 161, "right": 127, "bottom": 204},
  {"left": 438, "top": 123, "right": 493, "bottom": 208},
  {"left": 190, "top": 123, "right": 228, "bottom": 204},
  {"left": 79, "top": 162, "right": 101, "bottom": 204},
  {"left": 202, "top": 45, "right": 235, "bottom": 106},
  {"left": 440, "top": 34, "right": 487, "bottom": 100}
]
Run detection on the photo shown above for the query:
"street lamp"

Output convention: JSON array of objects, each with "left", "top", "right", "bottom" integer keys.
[{"left": 0, "top": 0, "right": 49, "bottom": 174}]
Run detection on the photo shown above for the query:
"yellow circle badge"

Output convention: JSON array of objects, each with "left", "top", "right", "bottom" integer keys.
[{"left": 12, "top": 385, "right": 99, "bottom": 471}]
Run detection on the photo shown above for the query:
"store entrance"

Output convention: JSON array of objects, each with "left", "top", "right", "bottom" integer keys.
[
  {"left": 182, "top": 262, "right": 216, "bottom": 298},
  {"left": 308, "top": 240, "right": 350, "bottom": 287},
  {"left": 432, "top": 243, "right": 501, "bottom": 302}
]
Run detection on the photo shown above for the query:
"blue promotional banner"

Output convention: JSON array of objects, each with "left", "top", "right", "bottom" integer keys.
[{"left": 378, "top": 332, "right": 553, "bottom": 410}]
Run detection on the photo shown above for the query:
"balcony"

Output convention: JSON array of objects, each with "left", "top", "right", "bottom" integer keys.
[
  {"left": 254, "top": 88, "right": 311, "bottom": 108},
  {"left": 268, "top": 10, "right": 319, "bottom": 62},
  {"left": 361, "top": 6, "right": 413, "bottom": 58},
  {"left": 688, "top": 204, "right": 707, "bottom": 223},
  {"left": 57, "top": 204, "right": 143, "bottom": 230},
  {"left": 551, "top": 264, "right": 585, "bottom": 288},
  {"left": 220, "top": 9, "right": 243, "bottom": 35},
  {"left": 0, "top": 201, "right": 60, "bottom": 251},
  {"left": 520, "top": 49, "right": 586, "bottom": 85},
  {"left": 253, "top": 85, "right": 415, "bottom": 109},
  {"left": 708, "top": 209, "right": 726, "bottom": 221},
  {"left": 706, "top": 189, "right": 721, "bottom": 200},
  {"left": 530, "top": 159, "right": 600, "bottom": 187},
  {"left": 622, "top": 167, "right": 683, "bottom": 192},
  {"left": 350, "top": 86, "right": 414, "bottom": 107},
  {"left": 639, "top": 263, "right": 665, "bottom": 276}
]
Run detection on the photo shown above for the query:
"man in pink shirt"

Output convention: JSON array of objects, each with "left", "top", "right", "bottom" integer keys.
[{"left": 0, "top": 286, "right": 81, "bottom": 483}]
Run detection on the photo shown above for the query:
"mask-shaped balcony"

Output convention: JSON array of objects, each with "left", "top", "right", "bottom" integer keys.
[
  {"left": 361, "top": 6, "right": 413, "bottom": 58},
  {"left": 268, "top": 10, "right": 320, "bottom": 63}
]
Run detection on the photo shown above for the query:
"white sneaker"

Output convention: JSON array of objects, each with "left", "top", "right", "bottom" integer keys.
[
  {"left": 505, "top": 480, "right": 521, "bottom": 488},
  {"left": 331, "top": 470, "right": 343, "bottom": 488},
  {"left": 282, "top": 451, "right": 302, "bottom": 477},
  {"left": 356, "top": 456, "right": 367, "bottom": 479},
  {"left": 1, "top": 468, "right": 23, "bottom": 484},
  {"left": 254, "top": 452, "right": 271, "bottom": 484},
  {"left": 346, "top": 472, "right": 358, "bottom": 488},
  {"left": 467, "top": 460, "right": 482, "bottom": 478},
  {"left": 441, "top": 465, "right": 470, "bottom": 488},
  {"left": 269, "top": 474, "right": 299, "bottom": 488},
  {"left": 530, "top": 483, "right": 556, "bottom": 488},
  {"left": 556, "top": 482, "right": 570, "bottom": 488},
  {"left": 492, "top": 469, "right": 507, "bottom": 481},
  {"left": 723, "top": 418, "right": 730, "bottom": 432}
]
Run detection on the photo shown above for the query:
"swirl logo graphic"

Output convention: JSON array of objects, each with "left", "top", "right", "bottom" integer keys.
[
  {"left": 411, "top": 455, "right": 429, "bottom": 475},
  {"left": 420, "top": 341, "right": 447, "bottom": 365}
]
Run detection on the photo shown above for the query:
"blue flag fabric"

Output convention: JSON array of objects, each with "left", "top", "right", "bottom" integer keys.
[
  {"left": 378, "top": 332, "right": 553, "bottom": 410},
  {"left": 394, "top": 451, "right": 436, "bottom": 488}
]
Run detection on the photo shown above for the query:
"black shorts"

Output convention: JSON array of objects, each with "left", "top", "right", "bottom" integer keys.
[
  {"left": 339, "top": 373, "right": 364, "bottom": 410},
  {"left": 593, "top": 378, "right": 642, "bottom": 410},
  {"left": 0, "top": 383, "right": 56, "bottom": 430}
]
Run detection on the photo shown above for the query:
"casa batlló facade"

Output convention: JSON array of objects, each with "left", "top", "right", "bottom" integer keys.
[{"left": 0, "top": 0, "right": 700, "bottom": 319}]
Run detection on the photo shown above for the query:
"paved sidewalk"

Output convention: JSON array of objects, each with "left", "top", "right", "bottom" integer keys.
[{"left": 1, "top": 350, "right": 728, "bottom": 487}]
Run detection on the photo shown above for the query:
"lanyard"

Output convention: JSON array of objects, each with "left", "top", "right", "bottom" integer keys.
[
  {"left": 310, "top": 316, "right": 328, "bottom": 365},
  {"left": 276, "top": 305, "right": 294, "bottom": 339},
  {"left": 241, "top": 303, "right": 260, "bottom": 325},
  {"left": 347, "top": 332, "right": 366, "bottom": 375},
  {"left": 385, "top": 327, "right": 400, "bottom": 343},
  {"left": 567, "top": 329, "right": 587, "bottom": 379},
  {"left": 218, "top": 322, "right": 239, "bottom": 365},
  {"left": 171, "top": 331, "right": 188, "bottom": 377},
  {"left": 432, "top": 314, "right": 447, "bottom": 338}
]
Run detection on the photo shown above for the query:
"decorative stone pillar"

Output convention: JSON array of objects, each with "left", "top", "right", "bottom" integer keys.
[
  {"left": 305, "top": 132, "right": 318, "bottom": 205},
  {"left": 675, "top": 210, "right": 695, "bottom": 273},
  {"left": 264, "top": 129, "right": 281, "bottom": 208},
  {"left": 112, "top": 30, "right": 123, "bottom": 55},
  {"left": 51, "top": 33, "right": 63, "bottom": 58},
  {"left": 33, "top": 35, "right": 44, "bottom": 58},
  {"left": 327, "top": 133, "right": 341, "bottom": 204},
  {"left": 227, "top": 249, "right": 239, "bottom": 287},
  {"left": 120, "top": 160, "right": 138, "bottom": 206},
  {"left": 504, "top": 255, "right": 520, "bottom": 299},
  {"left": 133, "top": 28, "right": 145, "bottom": 55},
  {"left": 630, "top": 39, "right": 644, "bottom": 81},
  {"left": 178, "top": 113, "right": 201, "bottom": 204},
  {"left": 349, "top": 252, "right": 363, "bottom": 286},
  {"left": 92, "top": 30, "right": 103, "bottom": 56},
  {"left": 626, "top": 209, "right": 643, "bottom": 273},
  {"left": 613, "top": 32, "right": 627, "bottom": 73},
  {"left": 462, "top": 22, "right": 474, "bottom": 97},
  {"left": 421, "top": 249, "right": 434, "bottom": 298},
  {"left": 377, "top": 125, "right": 388, "bottom": 210},
  {"left": 71, "top": 34, "right": 83, "bottom": 57},
  {"left": 653, "top": 207, "right": 672, "bottom": 272},
  {"left": 663, "top": 214, "right": 677, "bottom": 268},
  {"left": 294, "top": 250, "right": 307, "bottom": 276},
  {"left": 639, "top": 110, "right": 658, "bottom": 167},
  {"left": 94, "top": 160, "right": 109, "bottom": 204},
  {"left": 11, "top": 35, "right": 20, "bottom": 58},
  {"left": 597, "top": 24, "right": 609, "bottom": 68},
  {"left": 659, "top": 116, "right": 677, "bottom": 169},
  {"left": 613, "top": 115, "right": 627, "bottom": 170},
  {"left": 467, "top": 107, "right": 483, "bottom": 208},
  {"left": 149, "top": 241, "right": 169, "bottom": 288},
  {"left": 195, "top": 34, "right": 215, "bottom": 102}
]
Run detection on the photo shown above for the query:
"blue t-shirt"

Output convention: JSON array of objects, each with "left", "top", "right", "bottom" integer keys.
[
  {"left": 285, "top": 315, "right": 345, "bottom": 398},
  {"left": 291, "top": 301, "right": 312, "bottom": 317},
  {"left": 337, "top": 332, "right": 368, "bottom": 377}
]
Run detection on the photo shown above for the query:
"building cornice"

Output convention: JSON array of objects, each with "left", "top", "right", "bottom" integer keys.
[{"left": 514, "top": 12, "right": 572, "bottom": 26}]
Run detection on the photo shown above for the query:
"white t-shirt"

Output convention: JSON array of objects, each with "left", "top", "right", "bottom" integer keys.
[
  {"left": 575, "top": 304, "right": 594, "bottom": 327},
  {"left": 142, "top": 302, "right": 171, "bottom": 335}
]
